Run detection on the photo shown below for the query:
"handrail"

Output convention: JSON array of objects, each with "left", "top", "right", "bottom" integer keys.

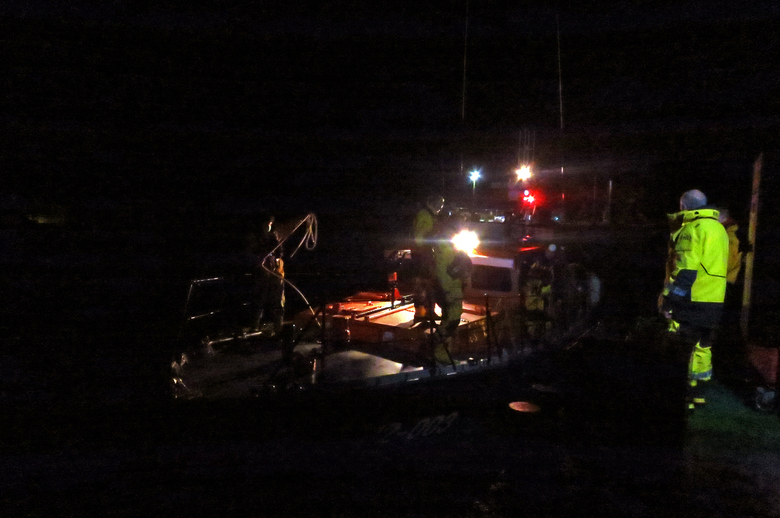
[{"left": 351, "top": 296, "right": 414, "bottom": 319}]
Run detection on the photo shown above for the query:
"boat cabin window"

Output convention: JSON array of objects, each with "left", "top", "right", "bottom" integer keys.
[{"left": 470, "top": 264, "right": 513, "bottom": 293}]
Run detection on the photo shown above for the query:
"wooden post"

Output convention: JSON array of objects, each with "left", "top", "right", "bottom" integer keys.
[{"left": 741, "top": 153, "right": 763, "bottom": 339}]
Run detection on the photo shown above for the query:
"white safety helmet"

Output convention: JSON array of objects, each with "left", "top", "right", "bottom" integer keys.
[{"left": 680, "top": 189, "right": 707, "bottom": 211}]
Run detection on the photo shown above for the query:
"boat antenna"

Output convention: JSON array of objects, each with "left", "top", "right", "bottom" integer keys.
[
  {"left": 557, "top": 14, "right": 565, "bottom": 175},
  {"left": 461, "top": 0, "right": 469, "bottom": 125},
  {"left": 459, "top": 0, "right": 470, "bottom": 180}
]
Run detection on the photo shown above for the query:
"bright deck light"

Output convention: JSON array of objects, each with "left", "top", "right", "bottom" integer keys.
[
  {"left": 452, "top": 229, "right": 479, "bottom": 255},
  {"left": 515, "top": 165, "right": 532, "bottom": 182}
]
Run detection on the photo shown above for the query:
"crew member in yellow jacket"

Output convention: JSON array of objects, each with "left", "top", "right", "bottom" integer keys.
[
  {"left": 412, "top": 194, "right": 444, "bottom": 323},
  {"left": 660, "top": 189, "right": 729, "bottom": 410},
  {"left": 431, "top": 226, "right": 469, "bottom": 366}
]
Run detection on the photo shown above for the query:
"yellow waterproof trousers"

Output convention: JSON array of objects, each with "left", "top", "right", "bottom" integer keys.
[{"left": 667, "top": 319, "right": 713, "bottom": 382}]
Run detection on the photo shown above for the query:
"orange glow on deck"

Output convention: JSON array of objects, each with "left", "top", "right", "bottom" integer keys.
[{"left": 508, "top": 401, "right": 541, "bottom": 413}]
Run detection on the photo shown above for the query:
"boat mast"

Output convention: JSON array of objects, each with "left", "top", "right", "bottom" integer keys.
[
  {"left": 557, "top": 14, "right": 564, "bottom": 175},
  {"left": 460, "top": 0, "right": 470, "bottom": 180}
]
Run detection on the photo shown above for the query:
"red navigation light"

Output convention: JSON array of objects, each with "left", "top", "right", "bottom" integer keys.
[{"left": 521, "top": 189, "right": 540, "bottom": 206}]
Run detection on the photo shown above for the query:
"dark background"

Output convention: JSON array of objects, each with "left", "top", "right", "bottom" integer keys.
[
  {"left": 3, "top": 1, "right": 778, "bottom": 209},
  {"left": 3, "top": 3, "right": 780, "bottom": 516}
]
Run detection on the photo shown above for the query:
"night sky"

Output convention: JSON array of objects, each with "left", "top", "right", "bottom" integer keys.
[{"left": 2, "top": 1, "right": 779, "bottom": 218}]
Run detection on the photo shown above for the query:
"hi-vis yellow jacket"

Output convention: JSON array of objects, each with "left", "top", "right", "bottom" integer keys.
[
  {"left": 413, "top": 207, "right": 436, "bottom": 246},
  {"left": 662, "top": 208, "right": 729, "bottom": 328}
]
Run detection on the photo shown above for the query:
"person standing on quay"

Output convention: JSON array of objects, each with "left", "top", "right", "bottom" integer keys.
[{"left": 660, "top": 189, "right": 729, "bottom": 411}]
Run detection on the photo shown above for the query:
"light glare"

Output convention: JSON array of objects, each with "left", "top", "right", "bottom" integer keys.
[
  {"left": 452, "top": 230, "right": 479, "bottom": 255},
  {"left": 516, "top": 165, "right": 532, "bottom": 182}
]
